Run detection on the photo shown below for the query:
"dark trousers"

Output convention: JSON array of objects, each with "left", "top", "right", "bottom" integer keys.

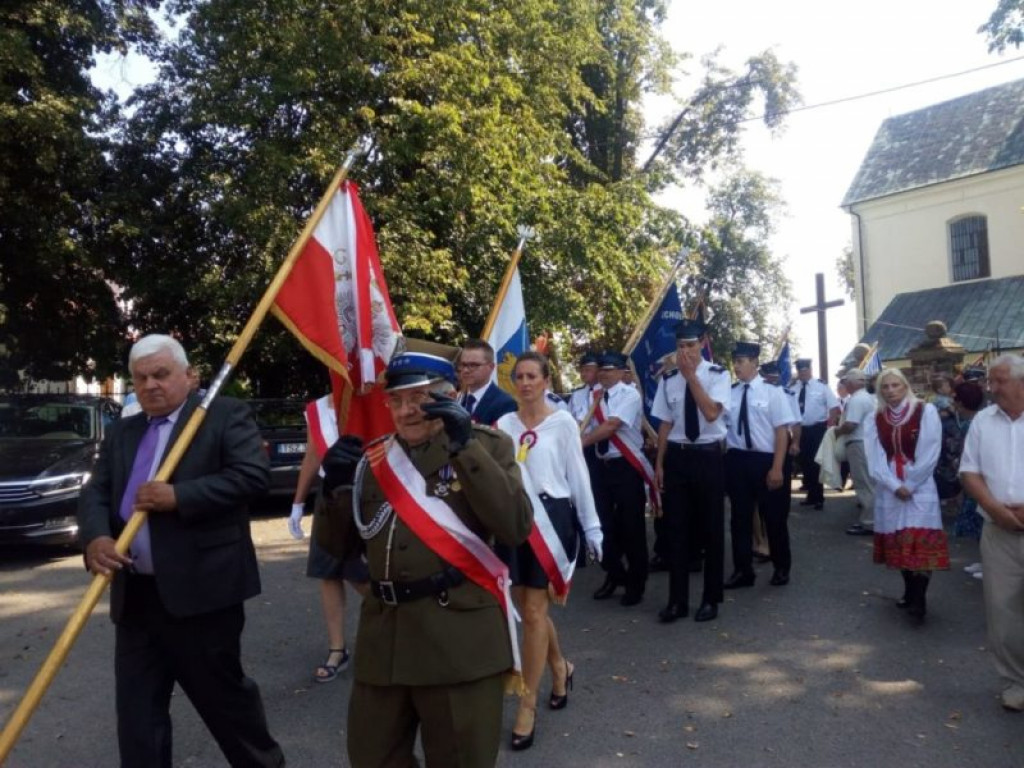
[
  {"left": 593, "top": 456, "right": 649, "bottom": 594},
  {"left": 662, "top": 443, "right": 725, "bottom": 606},
  {"left": 115, "top": 575, "right": 283, "bottom": 768},
  {"left": 725, "top": 450, "right": 792, "bottom": 575},
  {"left": 348, "top": 674, "right": 504, "bottom": 768},
  {"left": 798, "top": 421, "right": 828, "bottom": 504}
]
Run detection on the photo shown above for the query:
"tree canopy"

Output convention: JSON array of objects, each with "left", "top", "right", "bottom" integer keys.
[
  {"left": 980, "top": 0, "right": 1024, "bottom": 52},
  {"left": 2, "top": 0, "right": 800, "bottom": 394}
]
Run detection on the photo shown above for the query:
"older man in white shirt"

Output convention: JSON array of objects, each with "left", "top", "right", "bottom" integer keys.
[{"left": 960, "top": 354, "right": 1024, "bottom": 711}]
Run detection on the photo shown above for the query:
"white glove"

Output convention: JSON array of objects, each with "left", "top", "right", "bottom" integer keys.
[
  {"left": 288, "top": 503, "right": 305, "bottom": 540},
  {"left": 584, "top": 528, "right": 603, "bottom": 563}
]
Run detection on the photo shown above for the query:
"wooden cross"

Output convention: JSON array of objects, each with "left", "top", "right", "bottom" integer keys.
[{"left": 799, "top": 273, "right": 844, "bottom": 385}]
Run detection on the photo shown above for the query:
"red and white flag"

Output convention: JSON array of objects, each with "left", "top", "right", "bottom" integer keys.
[{"left": 273, "top": 179, "right": 402, "bottom": 442}]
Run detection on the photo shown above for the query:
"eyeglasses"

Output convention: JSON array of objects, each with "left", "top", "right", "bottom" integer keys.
[
  {"left": 457, "top": 362, "right": 488, "bottom": 370},
  {"left": 386, "top": 391, "right": 433, "bottom": 409}
]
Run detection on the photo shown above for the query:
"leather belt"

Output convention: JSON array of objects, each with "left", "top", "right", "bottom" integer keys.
[
  {"left": 669, "top": 441, "right": 722, "bottom": 453},
  {"left": 371, "top": 565, "right": 465, "bottom": 606}
]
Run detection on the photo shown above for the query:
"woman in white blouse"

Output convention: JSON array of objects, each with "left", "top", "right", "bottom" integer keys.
[
  {"left": 496, "top": 351, "right": 603, "bottom": 751},
  {"left": 864, "top": 367, "right": 949, "bottom": 620}
]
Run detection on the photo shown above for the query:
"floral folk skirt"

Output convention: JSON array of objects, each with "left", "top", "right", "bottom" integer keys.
[{"left": 873, "top": 527, "right": 950, "bottom": 571}]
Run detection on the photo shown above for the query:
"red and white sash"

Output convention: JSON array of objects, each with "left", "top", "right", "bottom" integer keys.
[
  {"left": 304, "top": 396, "right": 339, "bottom": 475},
  {"left": 366, "top": 437, "right": 522, "bottom": 680},
  {"left": 593, "top": 397, "right": 661, "bottom": 514},
  {"left": 519, "top": 467, "right": 575, "bottom": 600}
]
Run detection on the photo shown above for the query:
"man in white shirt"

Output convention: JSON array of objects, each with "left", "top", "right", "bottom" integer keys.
[
  {"left": 724, "top": 342, "right": 798, "bottom": 589},
  {"left": 582, "top": 352, "right": 648, "bottom": 606},
  {"left": 960, "top": 354, "right": 1024, "bottom": 711},
  {"left": 835, "top": 369, "right": 877, "bottom": 536},
  {"left": 652, "top": 319, "right": 731, "bottom": 623},
  {"left": 788, "top": 358, "right": 841, "bottom": 510}
]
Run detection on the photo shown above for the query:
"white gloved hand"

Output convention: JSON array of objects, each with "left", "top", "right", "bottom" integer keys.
[
  {"left": 584, "top": 528, "right": 603, "bottom": 563},
  {"left": 288, "top": 503, "right": 305, "bottom": 540}
]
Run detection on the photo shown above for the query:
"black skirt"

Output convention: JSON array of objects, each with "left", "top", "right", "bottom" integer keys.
[{"left": 496, "top": 494, "right": 579, "bottom": 589}]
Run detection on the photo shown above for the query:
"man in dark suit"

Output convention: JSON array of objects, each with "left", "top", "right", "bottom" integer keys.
[
  {"left": 456, "top": 338, "right": 518, "bottom": 426},
  {"left": 77, "top": 334, "right": 283, "bottom": 768}
]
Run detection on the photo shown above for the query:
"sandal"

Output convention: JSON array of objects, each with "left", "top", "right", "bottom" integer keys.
[{"left": 314, "top": 648, "right": 350, "bottom": 683}]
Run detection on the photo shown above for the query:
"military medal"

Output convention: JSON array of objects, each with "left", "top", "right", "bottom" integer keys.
[
  {"left": 435, "top": 463, "right": 456, "bottom": 497},
  {"left": 516, "top": 429, "right": 538, "bottom": 462}
]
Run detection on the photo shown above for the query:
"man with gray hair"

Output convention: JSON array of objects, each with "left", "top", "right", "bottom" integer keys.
[
  {"left": 960, "top": 354, "right": 1024, "bottom": 711},
  {"left": 78, "top": 334, "right": 283, "bottom": 766},
  {"left": 835, "top": 368, "right": 876, "bottom": 536}
]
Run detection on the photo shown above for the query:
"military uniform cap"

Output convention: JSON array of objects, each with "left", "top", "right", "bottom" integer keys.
[
  {"left": 598, "top": 351, "right": 629, "bottom": 370},
  {"left": 795, "top": 358, "right": 812, "bottom": 370},
  {"left": 384, "top": 352, "right": 456, "bottom": 391},
  {"left": 759, "top": 360, "right": 780, "bottom": 377},
  {"left": 579, "top": 352, "right": 599, "bottom": 367},
  {"left": 962, "top": 366, "right": 987, "bottom": 382},
  {"left": 674, "top": 318, "right": 707, "bottom": 341},
  {"left": 731, "top": 341, "right": 761, "bottom": 360}
]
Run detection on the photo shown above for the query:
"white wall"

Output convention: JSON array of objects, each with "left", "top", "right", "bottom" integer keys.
[{"left": 849, "top": 164, "right": 1024, "bottom": 334}]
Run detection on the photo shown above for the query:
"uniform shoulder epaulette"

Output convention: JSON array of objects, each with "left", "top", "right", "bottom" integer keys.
[
  {"left": 571, "top": 384, "right": 587, "bottom": 392},
  {"left": 662, "top": 369, "right": 680, "bottom": 380},
  {"left": 731, "top": 381, "right": 741, "bottom": 388},
  {"left": 365, "top": 433, "right": 392, "bottom": 449},
  {"left": 546, "top": 392, "right": 563, "bottom": 403},
  {"left": 471, "top": 422, "right": 503, "bottom": 436},
  {"left": 709, "top": 365, "right": 726, "bottom": 373}
]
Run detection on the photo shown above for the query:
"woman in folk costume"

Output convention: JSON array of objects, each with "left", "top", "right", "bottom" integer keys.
[
  {"left": 864, "top": 368, "right": 949, "bottom": 620},
  {"left": 495, "top": 351, "right": 603, "bottom": 751}
]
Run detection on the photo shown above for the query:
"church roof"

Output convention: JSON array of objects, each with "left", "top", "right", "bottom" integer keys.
[
  {"left": 842, "top": 78, "right": 1024, "bottom": 206},
  {"left": 860, "top": 275, "right": 1024, "bottom": 361}
]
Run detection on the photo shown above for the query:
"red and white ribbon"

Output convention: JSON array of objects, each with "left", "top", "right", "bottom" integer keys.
[
  {"left": 304, "top": 396, "right": 339, "bottom": 477},
  {"left": 367, "top": 438, "right": 521, "bottom": 676},
  {"left": 519, "top": 465, "right": 575, "bottom": 599},
  {"left": 593, "top": 399, "right": 661, "bottom": 514}
]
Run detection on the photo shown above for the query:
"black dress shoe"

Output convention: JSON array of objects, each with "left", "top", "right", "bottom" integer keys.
[
  {"left": 658, "top": 603, "right": 688, "bottom": 623},
  {"left": 694, "top": 602, "right": 718, "bottom": 622},
  {"left": 846, "top": 524, "right": 874, "bottom": 536},
  {"left": 510, "top": 728, "right": 535, "bottom": 751},
  {"left": 620, "top": 590, "right": 643, "bottom": 607},
  {"left": 649, "top": 555, "right": 669, "bottom": 573},
  {"left": 593, "top": 578, "right": 618, "bottom": 600},
  {"left": 723, "top": 571, "right": 756, "bottom": 589},
  {"left": 770, "top": 570, "right": 790, "bottom": 586}
]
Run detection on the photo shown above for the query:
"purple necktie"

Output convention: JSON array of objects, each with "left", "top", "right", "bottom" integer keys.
[{"left": 119, "top": 417, "right": 169, "bottom": 574}]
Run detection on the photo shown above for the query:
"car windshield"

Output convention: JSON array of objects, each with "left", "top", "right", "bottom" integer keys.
[{"left": 0, "top": 400, "right": 96, "bottom": 440}]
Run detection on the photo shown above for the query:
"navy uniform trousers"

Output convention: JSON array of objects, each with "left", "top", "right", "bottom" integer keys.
[
  {"left": 725, "top": 450, "right": 791, "bottom": 577},
  {"left": 592, "top": 456, "right": 649, "bottom": 594},
  {"left": 661, "top": 442, "right": 725, "bottom": 607}
]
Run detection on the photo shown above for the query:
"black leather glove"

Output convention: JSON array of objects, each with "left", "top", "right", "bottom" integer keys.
[
  {"left": 321, "top": 436, "right": 364, "bottom": 496},
  {"left": 420, "top": 392, "right": 474, "bottom": 455}
]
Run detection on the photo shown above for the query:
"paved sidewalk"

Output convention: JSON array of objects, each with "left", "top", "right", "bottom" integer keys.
[{"left": 1, "top": 488, "right": 1022, "bottom": 767}]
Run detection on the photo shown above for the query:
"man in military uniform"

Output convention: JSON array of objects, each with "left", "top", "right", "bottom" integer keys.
[
  {"left": 652, "top": 319, "right": 731, "bottom": 623},
  {"left": 568, "top": 352, "right": 600, "bottom": 426},
  {"left": 314, "top": 352, "right": 532, "bottom": 768},
  {"left": 582, "top": 351, "right": 650, "bottom": 606},
  {"left": 787, "top": 358, "right": 840, "bottom": 510},
  {"left": 724, "top": 343, "right": 798, "bottom": 589}
]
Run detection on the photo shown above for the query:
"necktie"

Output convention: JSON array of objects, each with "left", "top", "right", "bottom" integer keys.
[
  {"left": 799, "top": 382, "right": 807, "bottom": 415},
  {"left": 597, "top": 391, "right": 610, "bottom": 456},
  {"left": 464, "top": 393, "right": 476, "bottom": 414},
  {"left": 119, "top": 416, "right": 169, "bottom": 573},
  {"left": 684, "top": 384, "right": 700, "bottom": 442},
  {"left": 738, "top": 384, "right": 752, "bottom": 450}
]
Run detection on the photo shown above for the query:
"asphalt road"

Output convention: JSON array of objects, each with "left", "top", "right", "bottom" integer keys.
[{"left": 2, "top": 489, "right": 1023, "bottom": 768}]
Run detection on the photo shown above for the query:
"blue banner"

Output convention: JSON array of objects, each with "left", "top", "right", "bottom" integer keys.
[
  {"left": 629, "top": 285, "right": 684, "bottom": 428},
  {"left": 777, "top": 340, "right": 792, "bottom": 387}
]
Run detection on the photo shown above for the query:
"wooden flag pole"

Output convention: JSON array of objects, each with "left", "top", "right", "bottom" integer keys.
[
  {"left": 857, "top": 341, "right": 879, "bottom": 370},
  {"left": 480, "top": 226, "right": 535, "bottom": 342},
  {"left": 0, "top": 152, "right": 359, "bottom": 764}
]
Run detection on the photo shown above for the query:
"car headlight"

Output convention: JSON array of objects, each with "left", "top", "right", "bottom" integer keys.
[{"left": 30, "top": 472, "right": 91, "bottom": 497}]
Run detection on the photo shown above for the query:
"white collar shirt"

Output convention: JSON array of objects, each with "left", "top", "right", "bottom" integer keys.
[
  {"left": 726, "top": 376, "right": 797, "bottom": 453},
  {"left": 650, "top": 361, "right": 731, "bottom": 443},
  {"left": 568, "top": 385, "right": 594, "bottom": 423},
  {"left": 959, "top": 404, "right": 1024, "bottom": 519},
  {"left": 596, "top": 381, "right": 643, "bottom": 458},
  {"left": 788, "top": 378, "right": 840, "bottom": 426},
  {"left": 841, "top": 389, "right": 875, "bottom": 442}
]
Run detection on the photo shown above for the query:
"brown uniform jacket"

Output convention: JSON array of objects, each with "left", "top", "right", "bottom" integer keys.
[{"left": 315, "top": 425, "right": 532, "bottom": 686}]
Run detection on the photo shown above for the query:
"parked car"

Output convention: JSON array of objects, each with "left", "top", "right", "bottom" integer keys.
[
  {"left": 0, "top": 395, "right": 121, "bottom": 545},
  {"left": 247, "top": 399, "right": 315, "bottom": 498}
]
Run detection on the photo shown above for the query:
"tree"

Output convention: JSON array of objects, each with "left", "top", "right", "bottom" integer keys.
[
  {"left": 836, "top": 244, "right": 855, "bottom": 301},
  {"left": 980, "top": 0, "right": 1024, "bottom": 52},
  {"left": 682, "top": 168, "right": 792, "bottom": 362},
  {"left": 0, "top": 0, "right": 156, "bottom": 388}
]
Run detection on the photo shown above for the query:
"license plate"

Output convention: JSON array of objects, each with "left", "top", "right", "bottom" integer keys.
[{"left": 276, "top": 443, "right": 306, "bottom": 455}]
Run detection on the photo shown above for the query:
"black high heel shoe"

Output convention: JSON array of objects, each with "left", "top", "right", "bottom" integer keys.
[
  {"left": 549, "top": 660, "right": 574, "bottom": 710},
  {"left": 510, "top": 707, "right": 536, "bottom": 751}
]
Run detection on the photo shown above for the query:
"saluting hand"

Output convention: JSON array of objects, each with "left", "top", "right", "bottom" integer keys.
[{"left": 421, "top": 393, "right": 474, "bottom": 454}]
